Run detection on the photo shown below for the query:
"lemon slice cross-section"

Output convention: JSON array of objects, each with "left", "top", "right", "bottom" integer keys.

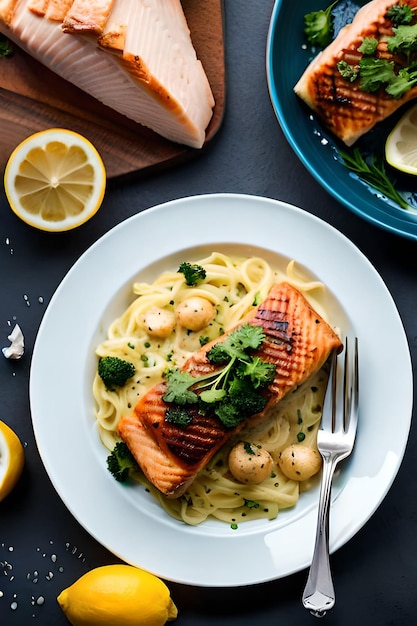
[
  {"left": 4, "top": 128, "right": 106, "bottom": 232},
  {"left": 0, "top": 420, "right": 24, "bottom": 502},
  {"left": 385, "top": 105, "right": 417, "bottom": 175}
]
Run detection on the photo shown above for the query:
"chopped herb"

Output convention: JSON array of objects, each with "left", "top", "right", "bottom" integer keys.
[
  {"left": 359, "top": 57, "right": 396, "bottom": 92},
  {"left": 231, "top": 523, "right": 238, "bottom": 530},
  {"left": 177, "top": 262, "right": 206, "bottom": 286},
  {"left": 297, "top": 432, "right": 306, "bottom": 442},
  {"left": 165, "top": 406, "right": 194, "bottom": 426},
  {"left": 252, "top": 291, "right": 261, "bottom": 306},
  {"left": 297, "top": 409, "right": 303, "bottom": 425},
  {"left": 243, "top": 441, "right": 256, "bottom": 455},
  {"left": 340, "top": 148, "right": 409, "bottom": 211},
  {"left": 385, "top": 66, "right": 417, "bottom": 98},
  {"left": 337, "top": 59, "right": 359, "bottom": 82},
  {"left": 387, "top": 23, "right": 417, "bottom": 59},
  {"left": 386, "top": 3, "right": 414, "bottom": 26},
  {"left": 163, "top": 369, "right": 199, "bottom": 404},
  {"left": 358, "top": 37, "right": 378, "bottom": 55},
  {"left": 304, "top": 0, "right": 339, "bottom": 48},
  {"left": 244, "top": 499, "right": 260, "bottom": 509},
  {"left": 199, "top": 335, "right": 210, "bottom": 347}
]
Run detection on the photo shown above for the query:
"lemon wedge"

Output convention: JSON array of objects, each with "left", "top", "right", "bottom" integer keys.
[
  {"left": 57, "top": 564, "right": 178, "bottom": 626},
  {"left": 4, "top": 128, "right": 106, "bottom": 232},
  {"left": 0, "top": 420, "right": 24, "bottom": 502},
  {"left": 385, "top": 105, "right": 417, "bottom": 175}
]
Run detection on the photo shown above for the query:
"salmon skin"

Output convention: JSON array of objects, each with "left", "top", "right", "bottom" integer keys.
[
  {"left": 118, "top": 282, "right": 342, "bottom": 498},
  {"left": 294, "top": 0, "right": 417, "bottom": 146}
]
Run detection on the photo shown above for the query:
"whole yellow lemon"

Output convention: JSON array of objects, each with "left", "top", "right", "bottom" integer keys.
[
  {"left": 57, "top": 564, "right": 178, "bottom": 626},
  {"left": 0, "top": 420, "right": 25, "bottom": 502}
]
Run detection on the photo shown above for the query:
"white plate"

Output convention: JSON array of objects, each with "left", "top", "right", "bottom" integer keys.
[{"left": 30, "top": 194, "right": 412, "bottom": 587}]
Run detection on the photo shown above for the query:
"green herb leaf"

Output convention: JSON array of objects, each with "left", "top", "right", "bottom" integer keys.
[
  {"left": 237, "top": 357, "right": 276, "bottom": 389},
  {"left": 387, "top": 23, "right": 417, "bottom": 57},
  {"left": 304, "top": 1, "right": 339, "bottom": 48},
  {"left": 244, "top": 499, "right": 261, "bottom": 509},
  {"left": 359, "top": 57, "right": 396, "bottom": 93},
  {"left": 337, "top": 60, "right": 359, "bottom": 82},
  {"left": 358, "top": 37, "right": 378, "bottom": 55},
  {"left": 386, "top": 3, "right": 414, "bottom": 26},
  {"left": 163, "top": 369, "right": 199, "bottom": 404},
  {"left": 385, "top": 67, "right": 417, "bottom": 98},
  {"left": 340, "top": 148, "right": 409, "bottom": 211}
]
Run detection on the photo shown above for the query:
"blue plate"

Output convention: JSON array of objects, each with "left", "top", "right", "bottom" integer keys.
[{"left": 266, "top": 0, "right": 417, "bottom": 240}]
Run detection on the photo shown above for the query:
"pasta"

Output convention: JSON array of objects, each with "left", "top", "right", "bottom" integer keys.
[{"left": 93, "top": 252, "right": 333, "bottom": 525}]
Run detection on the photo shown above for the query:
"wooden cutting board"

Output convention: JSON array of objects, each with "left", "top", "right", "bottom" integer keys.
[{"left": 0, "top": 0, "right": 225, "bottom": 179}]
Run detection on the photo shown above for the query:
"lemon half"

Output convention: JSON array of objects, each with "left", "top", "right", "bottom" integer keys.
[
  {"left": 386, "top": 105, "right": 417, "bottom": 175},
  {"left": 4, "top": 128, "right": 106, "bottom": 232},
  {"left": 0, "top": 420, "right": 24, "bottom": 502},
  {"left": 57, "top": 564, "right": 178, "bottom": 626}
]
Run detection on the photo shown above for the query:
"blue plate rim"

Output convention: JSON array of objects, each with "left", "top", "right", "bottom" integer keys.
[{"left": 266, "top": 0, "right": 417, "bottom": 241}]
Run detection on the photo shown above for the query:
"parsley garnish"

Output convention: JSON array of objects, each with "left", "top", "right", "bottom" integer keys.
[
  {"left": 386, "top": 4, "right": 414, "bottom": 26},
  {"left": 162, "top": 324, "right": 276, "bottom": 429},
  {"left": 304, "top": 1, "right": 339, "bottom": 48}
]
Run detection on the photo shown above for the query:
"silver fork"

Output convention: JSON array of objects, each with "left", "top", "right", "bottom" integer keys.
[{"left": 302, "top": 336, "right": 359, "bottom": 617}]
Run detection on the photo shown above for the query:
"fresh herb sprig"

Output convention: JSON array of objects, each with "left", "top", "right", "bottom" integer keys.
[
  {"left": 304, "top": 1, "right": 339, "bottom": 47},
  {"left": 163, "top": 324, "right": 276, "bottom": 429},
  {"left": 386, "top": 3, "right": 414, "bottom": 26},
  {"left": 339, "top": 148, "right": 409, "bottom": 210}
]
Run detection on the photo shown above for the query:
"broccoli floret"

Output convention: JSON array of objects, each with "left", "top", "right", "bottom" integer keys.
[
  {"left": 177, "top": 262, "right": 206, "bottom": 286},
  {"left": 107, "top": 441, "right": 139, "bottom": 482},
  {"left": 98, "top": 356, "right": 135, "bottom": 391}
]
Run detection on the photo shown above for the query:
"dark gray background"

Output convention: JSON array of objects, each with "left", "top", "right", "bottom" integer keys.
[{"left": 1, "top": 1, "right": 416, "bottom": 624}]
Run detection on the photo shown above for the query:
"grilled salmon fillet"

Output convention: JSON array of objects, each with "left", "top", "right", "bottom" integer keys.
[
  {"left": 0, "top": 0, "right": 214, "bottom": 148},
  {"left": 294, "top": 0, "right": 417, "bottom": 145},
  {"left": 118, "top": 282, "right": 342, "bottom": 498}
]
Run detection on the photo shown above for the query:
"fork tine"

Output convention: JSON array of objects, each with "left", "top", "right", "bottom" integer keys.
[
  {"left": 347, "top": 337, "right": 359, "bottom": 439},
  {"left": 343, "top": 337, "right": 350, "bottom": 431},
  {"left": 321, "top": 348, "right": 338, "bottom": 433}
]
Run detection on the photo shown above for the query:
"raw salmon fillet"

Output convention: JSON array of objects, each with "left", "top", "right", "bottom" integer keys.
[
  {"left": 118, "top": 282, "right": 342, "bottom": 498},
  {"left": 0, "top": 0, "right": 214, "bottom": 148},
  {"left": 294, "top": 0, "right": 417, "bottom": 145}
]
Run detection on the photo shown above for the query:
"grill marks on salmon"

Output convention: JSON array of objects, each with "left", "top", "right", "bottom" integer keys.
[
  {"left": 294, "top": 0, "right": 417, "bottom": 145},
  {"left": 0, "top": 0, "right": 214, "bottom": 148},
  {"left": 118, "top": 282, "right": 342, "bottom": 498}
]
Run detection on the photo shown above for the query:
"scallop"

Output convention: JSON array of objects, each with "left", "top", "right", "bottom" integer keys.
[
  {"left": 278, "top": 444, "right": 322, "bottom": 481},
  {"left": 228, "top": 441, "right": 273, "bottom": 484},
  {"left": 176, "top": 296, "right": 215, "bottom": 331},
  {"left": 142, "top": 306, "right": 176, "bottom": 338}
]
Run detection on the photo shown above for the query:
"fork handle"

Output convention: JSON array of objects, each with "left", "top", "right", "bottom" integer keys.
[{"left": 302, "top": 454, "right": 337, "bottom": 617}]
